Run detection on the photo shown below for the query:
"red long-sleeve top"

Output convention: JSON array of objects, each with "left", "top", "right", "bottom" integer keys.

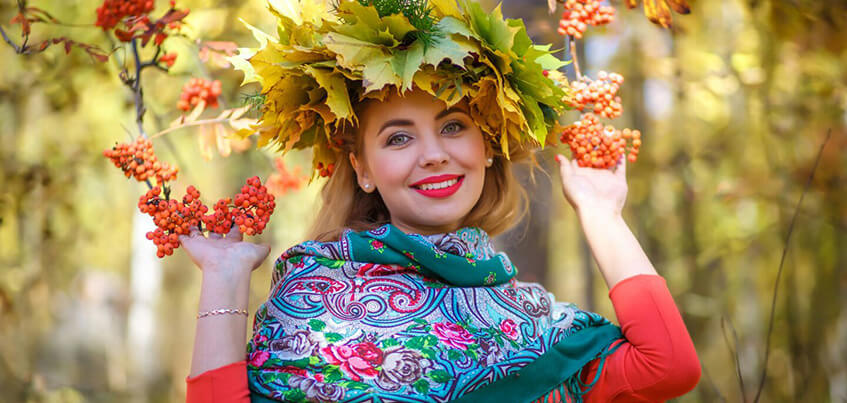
[{"left": 186, "top": 274, "right": 700, "bottom": 402}]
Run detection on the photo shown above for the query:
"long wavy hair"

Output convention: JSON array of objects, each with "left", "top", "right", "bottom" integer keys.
[{"left": 305, "top": 96, "right": 533, "bottom": 242}]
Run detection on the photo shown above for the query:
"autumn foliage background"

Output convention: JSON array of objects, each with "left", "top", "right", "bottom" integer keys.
[{"left": 1, "top": 0, "right": 846, "bottom": 402}]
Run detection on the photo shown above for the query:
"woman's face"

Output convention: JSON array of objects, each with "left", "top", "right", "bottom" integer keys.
[{"left": 350, "top": 88, "right": 492, "bottom": 235}]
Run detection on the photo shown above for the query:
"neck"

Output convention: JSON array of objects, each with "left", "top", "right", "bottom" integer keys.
[{"left": 390, "top": 220, "right": 462, "bottom": 236}]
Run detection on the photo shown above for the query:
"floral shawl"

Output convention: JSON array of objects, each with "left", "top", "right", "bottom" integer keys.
[{"left": 247, "top": 224, "right": 622, "bottom": 402}]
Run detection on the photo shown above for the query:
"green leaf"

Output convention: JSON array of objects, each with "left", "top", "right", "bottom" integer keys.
[
  {"left": 447, "top": 349, "right": 462, "bottom": 360},
  {"left": 382, "top": 338, "right": 400, "bottom": 348},
  {"left": 362, "top": 53, "right": 401, "bottom": 92},
  {"left": 413, "top": 379, "right": 431, "bottom": 394},
  {"left": 323, "top": 32, "right": 387, "bottom": 70},
  {"left": 429, "top": 369, "right": 452, "bottom": 383},
  {"left": 308, "top": 355, "right": 321, "bottom": 365},
  {"left": 531, "top": 44, "right": 569, "bottom": 71},
  {"left": 435, "top": 16, "right": 475, "bottom": 39},
  {"left": 463, "top": 1, "right": 520, "bottom": 58},
  {"left": 325, "top": 332, "right": 344, "bottom": 343},
  {"left": 517, "top": 91, "right": 547, "bottom": 145},
  {"left": 308, "top": 319, "right": 327, "bottom": 332},
  {"left": 391, "top": 40, "right": 425, "bottom": 92},
  {"left": 422, "top": 33, "right": 475, "bottom": 67}
]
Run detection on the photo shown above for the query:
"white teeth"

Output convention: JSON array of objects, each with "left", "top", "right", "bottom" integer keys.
[{"left": 418, "top": 178, "right": 458, "bottom": 191}]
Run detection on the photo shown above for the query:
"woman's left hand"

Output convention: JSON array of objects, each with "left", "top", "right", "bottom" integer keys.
[{"left": 555, "top": 154, "right": 628, "bottom": 217}]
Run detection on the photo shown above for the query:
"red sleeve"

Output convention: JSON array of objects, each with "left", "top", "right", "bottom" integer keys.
[
  {"left": 185, "top": 360, "right": 251, "bottom": 403},
  {"left": 581, "top": 274, "right": 701, "bottom": 402}
]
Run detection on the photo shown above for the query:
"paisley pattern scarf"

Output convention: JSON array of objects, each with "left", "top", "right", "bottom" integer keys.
[{"left": 247, "top": 224, "right": 622, "bottom": 403}]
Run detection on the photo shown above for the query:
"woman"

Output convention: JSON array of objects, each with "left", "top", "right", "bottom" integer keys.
[{"left": 182, "top": 1, "right": 700, "bottom": 401}]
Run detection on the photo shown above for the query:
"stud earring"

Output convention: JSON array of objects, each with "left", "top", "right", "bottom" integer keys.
[
  {"left": 363, "top": 183, "right": 371, "bottom": 191},
  {"left": 486, "top": 157, "right": 493, "bottom": 167}
]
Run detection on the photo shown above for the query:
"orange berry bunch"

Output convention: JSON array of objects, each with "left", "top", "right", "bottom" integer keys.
[
  {"left": 177, "top": 78, "right": 222, "bottom": 111},
  {"left": 267, "top": 157, "right": 306, "bottom": 197},
  {"left": 315, "top": 162, "right": 336, "bottom": 178},
  {"left": 569, "top": 71, "right": 624, "bottom": 119},
  {"left": 137, "top": 179, "right": 275, "bottom": 258},
  {"left": 559, "top": 113, "right": 641, "bottom": 169},
  {"left": 139, "top": 186, "right": 207, "bottom": 257},
  {"left": 557, "top": 0, "right": 615, "bottom": 38},
  {"left": 103, "top": 137, "right": 178, "bottom": 184},
  {"left": 95, "top": 0, "right": 154, "bottom": 30},
  {"left": 232, "top": 176, "right": 276, "bottom": 236}
]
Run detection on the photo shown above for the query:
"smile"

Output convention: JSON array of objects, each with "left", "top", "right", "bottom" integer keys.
[{"left": 410, "top": 175, "right": 464, "bottom": 198}]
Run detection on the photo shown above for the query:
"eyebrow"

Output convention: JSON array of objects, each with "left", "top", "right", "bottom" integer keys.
[{"left": 377, "top": 106, "right": 470, "bottom": 136}]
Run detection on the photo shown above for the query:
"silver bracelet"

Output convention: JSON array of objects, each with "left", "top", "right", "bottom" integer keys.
[{"left": 197, "top": 308, "right": 248, "bottom": 319}]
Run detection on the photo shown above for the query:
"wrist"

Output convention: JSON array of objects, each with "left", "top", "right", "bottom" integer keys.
[{"left": 577, "top": 207, "right": 624, "bottom": 225}]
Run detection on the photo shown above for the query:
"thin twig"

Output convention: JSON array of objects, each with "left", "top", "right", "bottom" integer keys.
[
  {"left": 569, "top": 36, "right": 582, "bottom": 80},
  {"left": 721, "top": 315, "right": 748, "bottom": 403},
  {"left": 752, "top": 128, "right": 832, "bottom": 402},
  {"left": 130, "top": 38, "right": 147, "bottom": 137},
  {"left": 0, "top": 26, "right": 21, "bottom": 52},
  {"left": 150, "top": 117, "right": 241, "bottom": 139}
]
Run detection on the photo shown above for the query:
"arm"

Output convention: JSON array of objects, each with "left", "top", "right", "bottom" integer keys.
[
  {"left": 581, "top": 274, "right": 701, "bottom": 402},
  {"left": 554, "top": 155, "right": 700, "bottom": 401},
  {"left": 180, "top": 225, "right": 270, "bottom": 402}
]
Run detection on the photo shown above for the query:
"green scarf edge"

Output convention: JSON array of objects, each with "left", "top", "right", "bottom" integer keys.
[{"left": 451, "top": 323, "right": 623, "bottom": 403}]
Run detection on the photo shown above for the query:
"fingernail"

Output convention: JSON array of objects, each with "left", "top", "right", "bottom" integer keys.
[{"left": 555, "top": 154, "right": 563, "bottom": 163}]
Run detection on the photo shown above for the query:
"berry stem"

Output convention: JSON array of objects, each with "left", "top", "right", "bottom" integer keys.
[{"left": 569, "top": 36, "right": 582, "bottom": 80}]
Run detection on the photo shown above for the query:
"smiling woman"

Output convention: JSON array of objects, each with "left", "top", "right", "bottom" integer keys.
[{"left": 182, "top": 0, "right": 700, "bottom": 402}]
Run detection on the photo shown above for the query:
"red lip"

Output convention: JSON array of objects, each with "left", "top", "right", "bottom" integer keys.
[{"left": 410, "top": 175, "right": 464, "bottom": 198}]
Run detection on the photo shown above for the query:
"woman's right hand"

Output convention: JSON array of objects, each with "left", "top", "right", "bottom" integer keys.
[{"left": 178, "top": 224, "right": 271, "bottom": 279}]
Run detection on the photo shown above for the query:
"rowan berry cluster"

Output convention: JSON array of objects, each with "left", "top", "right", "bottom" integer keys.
[
  {"left": 177, "top": 78, "right": 222, "bottom": 111},
  {"left": 560, "top": 113, "right": 641, "bottom": 169},
  {"left": 95, "top": 0, "right": 154, "bottom": 30},
  {"left": 557, "top": 0, "right": 615, "bottom": 38},
  {"left": 139, "top": 186, "right": 205, "bottom": 257},
  {"left": 232, "top": 177, "right": 276, "bottom": 236},
  {"left": 137, "top": 178, "right": 275, "bottom": 258},
  {"left": 569, "top": 71, "right": 624, "bottom": 119},
  {"left": 315, "top": 162, "right": 336, "bottom": 178},
  {"left": 103, "top": 137, "right": 178, "bottom": 184},
  {"left": 267, "top": 157, "right": 306, "bottom": 197}
]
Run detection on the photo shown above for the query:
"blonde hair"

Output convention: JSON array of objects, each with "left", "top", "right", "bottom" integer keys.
[{"left": 306, "top": 98, "right": 533, "bottom": 242}]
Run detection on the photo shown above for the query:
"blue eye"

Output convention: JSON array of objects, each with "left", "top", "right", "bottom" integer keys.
[
  {"left": 442, "top": 121, "right": 464, "bottom": 134},
  {"left": 387, "top": 133, "right": 410, "bottom": 146}
]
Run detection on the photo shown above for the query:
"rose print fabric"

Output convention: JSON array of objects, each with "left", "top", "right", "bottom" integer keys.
[{"left": 246, "top": 224, "right": 621, "bottom": 402}]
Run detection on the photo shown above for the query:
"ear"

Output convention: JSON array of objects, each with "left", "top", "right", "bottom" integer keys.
[{"left": 349, "top": 152, "right": 374, "bottom": 193}]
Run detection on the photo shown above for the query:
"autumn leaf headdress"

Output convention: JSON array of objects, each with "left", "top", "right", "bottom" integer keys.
[{"left": 231, "top": 0, "right": 572, "bottom": 177}]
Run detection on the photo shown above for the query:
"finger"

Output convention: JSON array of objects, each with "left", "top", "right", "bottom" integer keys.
[
  {"left": 555, "top": 154, "right": 572, "bottom": 177},
  {"left": 615, "top": 155, "right": 627, "bottom": 178},
  {"left": 251, "top": 244, "right": 272, "bottom": 271},
  {"left": 208, "top": 231, "right": 223, "bottom": 239},
  {"left": 226, "top": 223, "right": 243, "bottom": 242},
  {"left": 179, "top": 225, "right": 201, "bottom": 244}
]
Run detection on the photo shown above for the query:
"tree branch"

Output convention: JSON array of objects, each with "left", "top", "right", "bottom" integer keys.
[{"left": 752, "top": 128, "right": 832, "bottom": 402}]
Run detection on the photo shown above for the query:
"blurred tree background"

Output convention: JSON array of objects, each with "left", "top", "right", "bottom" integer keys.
[{"left": 0, "top": 0, "right": 844, "bottom": 402}]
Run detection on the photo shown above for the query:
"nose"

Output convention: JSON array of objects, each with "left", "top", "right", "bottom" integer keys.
[{"left": 417, "top": 134, "right": 449, "bottom": 168}]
